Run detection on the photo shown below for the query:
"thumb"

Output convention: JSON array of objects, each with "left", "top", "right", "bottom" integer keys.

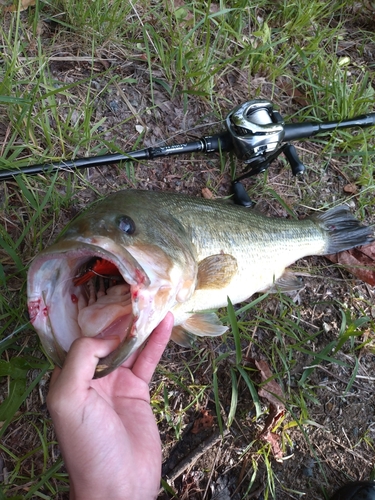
[{"left": 50, "top": 336, "right": 120, "bottom": 393}]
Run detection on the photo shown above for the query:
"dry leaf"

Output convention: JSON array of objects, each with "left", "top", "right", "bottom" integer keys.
[
  {"left": 259, "top": 429, "right": 284, "bottom": 461},
  {"left": 326, "top": 242, "right": 375, "bottom": 286},
  {"left": 255, "top": 360, "right": 285, "bottom": 411},
  {"left": 343, "top": 183, "right": 358, "bottom": 194},
  {"left": 278, "top": 81, "right": 309, "bottom": 107},
  {"left": 255, "top": 360, "right": 285, "bottom": 461},
  {"left": 191, "top": 409, "right": 214, "bottom": 434},
  {"left": 4, "top": 0, "right": 35, "bottom": 12},
  {"left": 201, "top": 187, "right": 214, "bottom": 199}
]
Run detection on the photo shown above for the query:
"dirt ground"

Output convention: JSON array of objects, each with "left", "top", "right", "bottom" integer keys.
[
  {"left": 153, "top": 253, "right": 375, "bottom": 499},
  {"left": 2, "top": 5, "right": 375, "bottom": 500}
]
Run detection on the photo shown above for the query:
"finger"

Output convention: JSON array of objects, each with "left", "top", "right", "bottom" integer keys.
[
  {"left": 53, "top": 336, "right": 120, "bottom": 392},
  {"left": 132, "top": 312, "right": 174, "bottom": 384}
]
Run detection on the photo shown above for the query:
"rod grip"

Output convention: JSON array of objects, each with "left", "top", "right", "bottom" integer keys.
[
  {"left": 283, "top": 113, "right": 375, "bottom": 142},
  {"left": 283, "top": 122, "right": 320, "bottom": 141}
]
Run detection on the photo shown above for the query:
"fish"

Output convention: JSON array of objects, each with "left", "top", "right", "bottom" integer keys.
[{"left": 27, "top": 189, "right": 374, "bottom": 377}]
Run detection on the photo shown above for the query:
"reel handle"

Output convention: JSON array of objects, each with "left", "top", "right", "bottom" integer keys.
[{"left": 283, "top": 144, "right": 305, "bottom": 176}]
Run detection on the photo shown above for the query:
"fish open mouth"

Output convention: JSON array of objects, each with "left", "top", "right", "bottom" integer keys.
[
  {"left": 28, "top": 242, "right": 151, "bottom": 376},
  {"left": 72, "top": 256, "right": 134, "bottom": 342}
]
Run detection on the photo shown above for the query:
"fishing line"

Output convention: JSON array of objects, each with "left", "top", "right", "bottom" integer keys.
[{"left": 0, "top": 323, "right": 30, "bottom": 344}]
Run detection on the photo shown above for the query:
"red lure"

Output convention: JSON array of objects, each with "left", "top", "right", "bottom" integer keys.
[{"left": 73, "top": 258, "right": 119, "bottom": 286}]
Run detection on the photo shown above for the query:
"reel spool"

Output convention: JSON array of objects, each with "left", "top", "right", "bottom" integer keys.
[{"left": 226, "top": 100, "right": 285, "bottom": 164}]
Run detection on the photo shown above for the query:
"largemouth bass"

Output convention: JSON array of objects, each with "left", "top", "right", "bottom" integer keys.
[{"left": 27, "top": 190, "right": 373, "bottom": 377}]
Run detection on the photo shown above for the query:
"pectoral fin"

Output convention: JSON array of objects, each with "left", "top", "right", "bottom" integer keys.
[
  {"left": 196, "top": 254, "right": 238, "bottom": 290},
  {"left": 267, "top": 270, "right": 304, "bottom": 293},
  {"left": 171, "top": 312, "right": 228, "bottom": 347},
  {"left": 171, "top": 326, "right": 196, "bottom": 347}
]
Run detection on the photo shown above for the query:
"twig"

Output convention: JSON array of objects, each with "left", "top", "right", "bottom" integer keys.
[
  {"left": 202, "top": 446, "right": 221, "bottom": 500},
  {"left": 302, "top": 364, "right": 370, "bottom": 390},
  {"left": 114, "top": 81, "right": 147, "bottom": 128},
  {"left": 354, "top": 374, "right": 375, "bottom": 381},
  {"left": 247, "top": 484, "right": 266, "bottom": 499},
  {"left": 160, "top": 429, "right": 230, "bottom": 495},
  {"left": 17, "top": 56, "right": 117, "bottom": 63}
]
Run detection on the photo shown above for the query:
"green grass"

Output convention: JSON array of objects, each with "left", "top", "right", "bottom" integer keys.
[{"left": 1, "top": 0, "right": 375, "bottom": 498}]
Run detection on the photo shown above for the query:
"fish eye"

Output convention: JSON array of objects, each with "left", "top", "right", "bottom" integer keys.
[{"left": 117, "top": 215, "right": 136, "bottom": 235}]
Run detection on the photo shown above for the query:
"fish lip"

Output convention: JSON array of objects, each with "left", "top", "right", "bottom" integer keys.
[{"left": 27, "top": 240, "right": 150, "bottom": 376}]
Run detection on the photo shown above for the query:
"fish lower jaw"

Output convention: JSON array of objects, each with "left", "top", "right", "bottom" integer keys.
[{"left": 86, "top": 313, "right": 134, "bottom": 343}]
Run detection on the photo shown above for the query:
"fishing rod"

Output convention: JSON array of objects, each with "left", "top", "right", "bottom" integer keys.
[{"left": 1, "top": 99, "right": 375, "bottom": 206}]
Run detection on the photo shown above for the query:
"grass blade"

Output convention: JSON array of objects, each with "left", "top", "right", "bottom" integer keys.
[
  {"left": 227, "top": 297, "right": 242, "bottom": 364},
  {"left": 237, "top": 366, "right": 262, "bottom": 419},
  {"left": 227, "top": 367, "right": 238, "bottom": 427}
]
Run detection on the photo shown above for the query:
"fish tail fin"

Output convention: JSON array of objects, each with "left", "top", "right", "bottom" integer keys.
[{"left": 314, "top": 205, "right": 374, "bottom": 254}]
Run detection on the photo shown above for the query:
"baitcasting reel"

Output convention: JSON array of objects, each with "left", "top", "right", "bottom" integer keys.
[
  {"left": 225, "top": 100, "right": 305, "bottom": 206},
  {"left": 226, "top": 100, "right": 285, "bottom": 164}
]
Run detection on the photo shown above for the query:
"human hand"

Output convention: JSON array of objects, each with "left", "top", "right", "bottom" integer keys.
[{"left": 47, "top": 313, "right": 174, "bottom": 500}]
